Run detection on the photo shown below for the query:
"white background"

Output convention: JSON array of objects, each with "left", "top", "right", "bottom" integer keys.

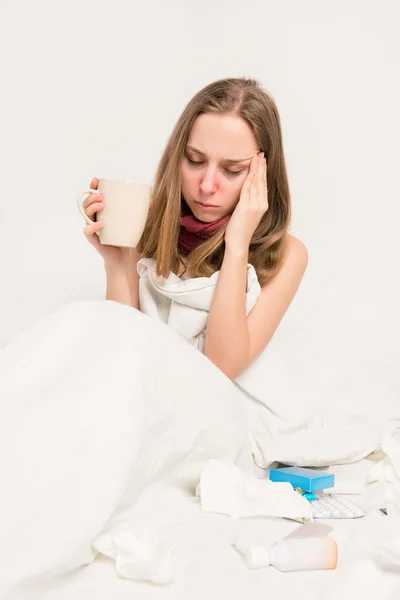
[{"left": 1, "top": 0, "right": 399, "bottom": 407}]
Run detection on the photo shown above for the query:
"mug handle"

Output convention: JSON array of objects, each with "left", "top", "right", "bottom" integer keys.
[{"left": 77, "top": 189, "right": 97, "bottom": 226}]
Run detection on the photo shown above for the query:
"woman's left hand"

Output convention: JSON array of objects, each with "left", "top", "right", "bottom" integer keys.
[{"left": 224, "top": 151, "right": 268, "bottom": 251}]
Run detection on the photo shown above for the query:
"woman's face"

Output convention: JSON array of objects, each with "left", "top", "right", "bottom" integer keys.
[{"left": 181, "top": 113, "right": 260, "bottom": 222}]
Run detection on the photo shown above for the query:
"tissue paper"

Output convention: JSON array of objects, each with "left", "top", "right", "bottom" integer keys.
[
  {"left": 197, "top": 459, "right": 312, "bottom": 520},
  {"left": 369, "top": 427, "right": 400, "bottom": 516},
  {"left": 93, "top": 529, "right": 178, "bottom": 584},
  {"left": 362, "top": 427, "right": 400, "bottom": 573}
]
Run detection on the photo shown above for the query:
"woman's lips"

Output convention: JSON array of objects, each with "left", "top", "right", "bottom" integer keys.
[{"left": 195, "top": 201, "right": 219, "bottom": 210}]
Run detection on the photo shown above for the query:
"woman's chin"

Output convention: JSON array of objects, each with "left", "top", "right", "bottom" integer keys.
[
  {"left": 192, "top": 206, "right": 222, "bottom": 222},
  {"left": 196, "top": 213, "right": 219, "bottom": 223}
]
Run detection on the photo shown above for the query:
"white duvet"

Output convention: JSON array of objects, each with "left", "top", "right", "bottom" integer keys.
[
  {"left": 138, "top": 257, "right": 383, "bottom": 468},
  {"left": 0, "top": 299, "right": 255, "bottom": 598},
  {"left": 0, "top": 258, "right": 396, "bottom": 598}
]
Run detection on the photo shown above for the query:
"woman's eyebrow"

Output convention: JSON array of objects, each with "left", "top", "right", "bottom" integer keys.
[{"left": 186, "top": 145, "right": 254, "bottom": 164}]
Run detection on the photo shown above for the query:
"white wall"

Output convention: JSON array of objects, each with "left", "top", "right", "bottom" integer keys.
[{"left": 1, "top": 0, "right": 399, "bottom": 391}]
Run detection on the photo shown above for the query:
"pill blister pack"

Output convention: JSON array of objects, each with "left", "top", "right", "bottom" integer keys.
[{"left": 310, "top": 493, "right": 365, "bottom": 519}]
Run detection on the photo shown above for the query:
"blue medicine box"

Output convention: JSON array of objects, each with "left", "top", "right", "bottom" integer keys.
[{"left": 269, "top": 466, "right": 335, "bottom": 492}]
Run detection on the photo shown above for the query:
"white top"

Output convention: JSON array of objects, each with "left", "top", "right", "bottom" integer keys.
[{"left": 137, "top": 257, "right": 261, "bottom": 353}]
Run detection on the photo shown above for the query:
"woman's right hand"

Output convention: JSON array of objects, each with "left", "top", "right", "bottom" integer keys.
[{"left": 82, "top": 177, "right": 130, "bottom": 269}]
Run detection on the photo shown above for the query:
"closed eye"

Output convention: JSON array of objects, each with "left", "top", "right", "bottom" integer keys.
[{"left": 186, "top": 157, "right": 243, "bottom": 177}]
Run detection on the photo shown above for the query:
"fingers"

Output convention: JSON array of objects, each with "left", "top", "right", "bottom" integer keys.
[
  {"left": 85, "top": 198, "right": 104, "bottom": 218},
  {"left": 262, "top": 153, "right": 267, "bottom": 183},
  {"left": 83, "top": 221, "right": 103, "bottom": 244},
  {"left": 82, "top": 190, "right": 104, "bottom": 216},
  {"left": 242, "top": 155, "right": 258, "bottom": 196},
  {"left": 255, "top": 152, "right": 268, "bottom": 201},
  {"left": 249, "top": 154, "right": 260, "bottom": 203},
  {"left": 82, "top": 177, "right": 104, "bottom": 245},
  {"left": 82, "top": 177, "right": 100, "bottom": 211},
  {"left": 251, "top": 154, "right": 259, "bottom": 174},
  {"left": 256, "top": 152, "right": 265, "bottom": 196}
]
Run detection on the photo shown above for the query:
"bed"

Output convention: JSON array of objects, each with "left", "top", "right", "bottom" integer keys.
[{"left": 0, "top": 300, "right": 398, "bottom": 600}]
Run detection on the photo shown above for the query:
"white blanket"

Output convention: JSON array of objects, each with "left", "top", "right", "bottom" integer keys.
[
  {"left": 0, "top": 258, "right": 393, "bottom": 597},
  {"left": 0, "top": 300, "right": 253, "bottom": 598},
  {"left": 138, "top": 258, "right": 384, "bottom": 469}
]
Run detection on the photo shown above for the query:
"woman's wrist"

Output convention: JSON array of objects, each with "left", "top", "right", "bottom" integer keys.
[
  {"left": 104, "top": 259, "right": 129, "bottom": 275},
  {"left": 104, "top": 248, "right": 131, "bottom": 274},
  {"left": 104, "top": 263, "right": 132, "bottom": 307},
  {"left": 223, "top": 242, "right": 249, "bottom": 262}
]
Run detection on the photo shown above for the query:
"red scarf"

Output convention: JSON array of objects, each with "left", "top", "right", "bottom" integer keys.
[{"left": 179, "top": 198, "right": 231, "bottom": 255}]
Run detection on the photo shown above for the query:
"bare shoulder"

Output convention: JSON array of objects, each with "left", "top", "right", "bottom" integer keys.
[{"left": 284, "top": 234, "right": 309, "bottom": 271}]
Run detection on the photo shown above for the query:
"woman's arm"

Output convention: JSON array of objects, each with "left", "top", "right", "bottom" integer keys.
[
  {"left": 104, "top": 248, "right": 142, "bottom": 309},
  {"left": 204, "top": 236, "right": 308, "bottom": 380},
  {"left": 105, "top": 263, "right": 133, "bottom": 307},
  {"left": 126, "top": 248, "right": 142, "bottom": 310}
]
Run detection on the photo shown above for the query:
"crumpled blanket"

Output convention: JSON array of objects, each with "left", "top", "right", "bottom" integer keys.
[{"left": 138, "top": 257, "right": 383, "bottom": 469}]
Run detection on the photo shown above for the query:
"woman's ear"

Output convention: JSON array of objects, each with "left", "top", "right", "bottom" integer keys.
[{"left": 150, "top": 196, "right": 153, "bottom": 208}]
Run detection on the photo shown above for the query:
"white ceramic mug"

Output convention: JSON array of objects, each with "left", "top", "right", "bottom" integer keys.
[{"left": 77, "top": 178, "right": 152, "bottom": 248}]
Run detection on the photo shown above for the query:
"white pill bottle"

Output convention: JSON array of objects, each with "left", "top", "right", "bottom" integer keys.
[{"left": 234, "top": 536, "right": 338, "bottom": 572}]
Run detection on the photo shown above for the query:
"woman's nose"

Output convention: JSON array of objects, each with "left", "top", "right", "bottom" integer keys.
[{"left": 199, "top": 170, "right": 218, "bottom": 193}]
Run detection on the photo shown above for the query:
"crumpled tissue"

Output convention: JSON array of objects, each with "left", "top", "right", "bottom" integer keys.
[
  {"left": 196, "top": 459, "right": 313, "bottom": 520},
  {"left": 365, "top": 426, "right": 400, "bottom": 572},
  {"left": 93, "top": 528, "right": 179, "bottom": 584},
  {"left": 368, "top": 426, "right": 400, "bottom": 516}
]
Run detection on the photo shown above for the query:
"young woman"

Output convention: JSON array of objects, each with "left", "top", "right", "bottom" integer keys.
[
  {"left": 0, "top": 77, "right": 310, "bottom": 596},
  {"left": 83, "top": 76, "right": 308, "bottom": 380}
]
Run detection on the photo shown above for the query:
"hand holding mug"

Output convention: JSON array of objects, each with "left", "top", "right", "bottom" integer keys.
[
  {"left": 80, "top": 178, "right": 130, "bottom": 268},
  {"left": 78, "top": 177, "right": 153, "bottom": 269}
]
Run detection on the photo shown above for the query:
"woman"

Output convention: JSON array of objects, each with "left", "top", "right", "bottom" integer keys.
[
  {"left": 0, "top": 77, "right": 310, "bottom": 597},
  {"left": 83, "top": 76, "right": 308, "bottom": 380}
]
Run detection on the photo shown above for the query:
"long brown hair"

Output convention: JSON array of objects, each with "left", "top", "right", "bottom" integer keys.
[{"left": 137, "top": 77, "right": 291, "bottom": 286}]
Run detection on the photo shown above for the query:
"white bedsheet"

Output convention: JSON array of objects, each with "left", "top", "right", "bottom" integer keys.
[{"left": 9, "top": 456, "right": 400, "bottom": 600}]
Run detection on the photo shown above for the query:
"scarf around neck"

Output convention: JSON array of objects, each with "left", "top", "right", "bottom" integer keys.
[{"left": 179, "top": 198, "right": 231, "bottom": 256}]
